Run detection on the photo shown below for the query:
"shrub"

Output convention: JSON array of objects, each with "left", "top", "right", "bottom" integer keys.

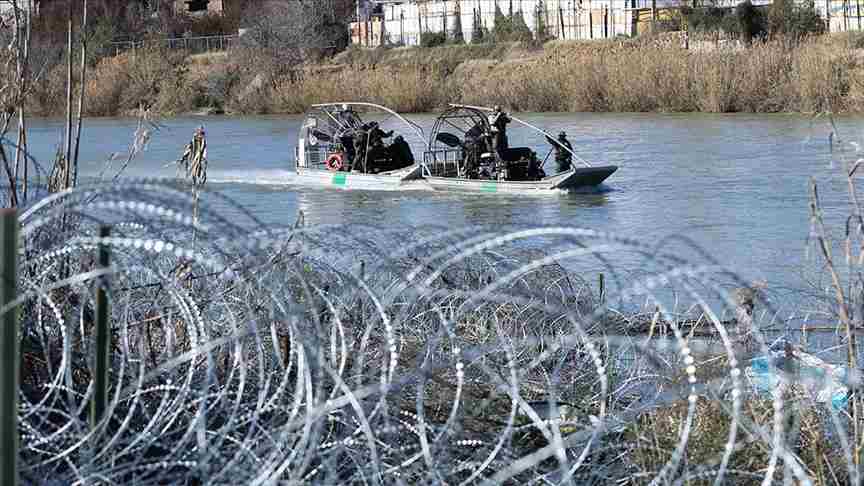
[
  {"left": 768, "top": 0, "right": 825, "bottom": 38},
  {"left": 535, "top": 1, "right": 551, "bottom": 41},
  {"left": 471, "top": 8, "right": 487, "bottom": 43},
  {"left": 683, "top": 6, "right": 736, "bottom": 33},
  {"left": 421, "top": 32, "right": 447, "bottom": 48},
  {"left": 489, "top": 4, "right": 534, "bottom": 43},
  {"left": 451, "top": 4, "right": 466, "bottom": 44},
  {"left": 737, "top": 0, "right": 767, "bottom": 43}
]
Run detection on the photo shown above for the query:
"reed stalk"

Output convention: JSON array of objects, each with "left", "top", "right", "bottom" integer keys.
[
  {"left": 72, "top": 0, "right": 88, "bottom": 188},
  {"left": 63, "top": 1, "right": 73, "bottom": 191}
]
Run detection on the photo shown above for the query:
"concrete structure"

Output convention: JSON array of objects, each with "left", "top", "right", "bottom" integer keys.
[{"left": 350, "top": 0, "right": 861, "bottom": 47}]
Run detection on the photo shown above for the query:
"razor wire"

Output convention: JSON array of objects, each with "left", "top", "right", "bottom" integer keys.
[{"left": 4, "top": 177, "right": 860, "bottom": 486}]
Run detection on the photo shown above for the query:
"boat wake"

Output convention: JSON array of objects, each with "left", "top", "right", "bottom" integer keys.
[
  {"left": 565, "top": 183, "right": 615, "bottom": 195},
  {"left": 205, "top": 169, "right": 299, "bottom": 186}
]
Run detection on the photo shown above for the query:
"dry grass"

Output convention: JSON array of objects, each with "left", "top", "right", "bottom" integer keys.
[
  {"left": 20, "top": 35, "right": 864, "bottom": 116},
  {"left": 622, "top": 396, "right": 847, "bottom": 485},
  {"left": 272, "top": 37, "right": 864, "bottom": 114}
]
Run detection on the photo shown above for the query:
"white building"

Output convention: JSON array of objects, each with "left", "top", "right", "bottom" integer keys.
[
  {"left": 361, "top": 0, "right": 677, "bottom": 46},
  {"left": 352, "top": 0, "right": 858, "bottom": 47}
]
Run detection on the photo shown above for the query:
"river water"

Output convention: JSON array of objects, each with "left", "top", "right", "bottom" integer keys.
[{"left": 17, "top": 113, "right": 864, "bottom": 314}]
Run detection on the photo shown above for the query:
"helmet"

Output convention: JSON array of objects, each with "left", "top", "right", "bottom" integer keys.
[
  {"left": 341, "top": 104, "right": 349, "bottom": 111},
  {"left": 558, "top": 131, "right": 567, "bottom": 139}
]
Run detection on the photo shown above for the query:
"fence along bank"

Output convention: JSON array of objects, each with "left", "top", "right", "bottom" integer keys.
[{"left": 350, "top": 0, "right": 864, "bottom": 47}]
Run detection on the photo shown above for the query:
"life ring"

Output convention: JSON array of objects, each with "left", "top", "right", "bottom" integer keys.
[{"left": 326, "top": 153, "right": 344, "bottom": 171}]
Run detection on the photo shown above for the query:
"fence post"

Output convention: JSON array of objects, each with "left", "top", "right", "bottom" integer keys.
[
  {"left": 0, "top": 209, "right": 18, "bottom": 486},
  {"left": 90, "top": 226, "right": 110, "bottom": 429},
  {"left": 598, "top": 272, "right": 605, "bottom": 305}
]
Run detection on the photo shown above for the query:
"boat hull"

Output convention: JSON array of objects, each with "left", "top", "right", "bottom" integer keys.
[
  {"left": 294, "top": 164, "right": 427, "bottom": 191},
  {"left": 552, "top": 166, "right": 618, "bottom": 190},
  {"left": 423, "top": 166, "right": 618, "bottom": 194}
]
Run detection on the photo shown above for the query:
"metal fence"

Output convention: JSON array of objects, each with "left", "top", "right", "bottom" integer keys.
[{"left": 108, "top": 33, "right": 239, "bottom": 57}]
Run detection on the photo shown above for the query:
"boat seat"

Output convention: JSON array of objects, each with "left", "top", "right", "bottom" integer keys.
[
  {"left": 436, "top": 132, "right": 463, "bottom": 148},
  {"left": 499, "top": 147, "right": 534, "bottom": 162}
]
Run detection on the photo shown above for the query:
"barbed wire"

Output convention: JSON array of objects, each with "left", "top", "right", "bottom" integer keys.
[{"left": 6, "top": 176, "right": 858, "bottom": 485}]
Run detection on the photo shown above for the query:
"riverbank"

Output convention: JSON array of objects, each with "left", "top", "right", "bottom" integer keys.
[{"left": 25, "top": 33, "right": 864, "bottom": 117}]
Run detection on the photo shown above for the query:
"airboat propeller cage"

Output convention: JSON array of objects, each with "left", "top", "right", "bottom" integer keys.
[
  {"left": 297, "top": 102, "right": 428, "bottom": 170},
  {"left": 428, "top": 104, "right": 593, "bottom": 169}
]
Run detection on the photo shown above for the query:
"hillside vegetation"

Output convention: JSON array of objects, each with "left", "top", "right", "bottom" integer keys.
[{"left": 18, "top": 34, "right": 864, "bottom": 116}]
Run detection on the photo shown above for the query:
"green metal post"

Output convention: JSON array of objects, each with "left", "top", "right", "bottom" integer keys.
[
  {"left": 0, "top": 209, "right": 18, "bottom": 486},
  {"left": 91, "top": 226, "right": 110, "bottom": 428}
]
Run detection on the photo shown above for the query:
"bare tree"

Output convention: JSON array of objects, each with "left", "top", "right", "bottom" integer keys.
[
  {"left": 0, "top": 0, "right": 36, "bottom": 207},
  {"left": 240, "top": 0, "right": 349, "bottom": 61}
]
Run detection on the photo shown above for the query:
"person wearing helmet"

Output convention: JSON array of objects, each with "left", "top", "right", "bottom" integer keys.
[
  {"left": 367, "top": 121, "right": 393, "bottom": 149},
  {"left": 546, "top": 131, "right": 573, "bottom": 173},
  {"left": 337, "top": 104, "right": 361, "bottom": 130}
]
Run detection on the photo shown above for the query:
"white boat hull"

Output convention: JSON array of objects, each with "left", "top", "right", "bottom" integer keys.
[
  {"left": 422, "top": 166, "right": 618, "bottom": 194},
  {"left": 294, "top": 164, "right": 428, "bottom": 191}
]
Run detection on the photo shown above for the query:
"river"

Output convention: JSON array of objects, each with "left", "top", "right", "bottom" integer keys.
[{"left": 16, "top": 112, "right": 862, "bottom": 315}]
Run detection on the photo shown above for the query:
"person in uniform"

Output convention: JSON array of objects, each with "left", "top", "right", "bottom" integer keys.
[
  {"left": 367, "top": 122, "right": 393, "bottom": 149},
  {"left": 352, "top": 129, "right": 368, "bottom": 172},
  {"left": 388, "top": 135, "right": 414, "bottom": 169},
  {"left": 337, "top": 104, "right": 362, "bottom": 130},
  {"left": 489, "top": 106, "right": 511, "bottom": 153},
  {"left": 546, "top": 131, "right": 573, "bottom": 172}
]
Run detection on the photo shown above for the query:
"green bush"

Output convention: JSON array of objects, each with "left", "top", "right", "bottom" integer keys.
[
  {"left": 681, "top": 5, "right": 738, "bottom": 33},
  {"left": 736, "top": 0, "right": 767, "bottom": 43},
  {"left": 535, "top": 1, "right": 551, "bottom": 41},
  {"left": 768, "top": 0, "right": 825, "bottom": 38},
  {"left": 421, "top": 32, "right": 447, "bottom": 48},
  {"left": 451, "top": 5, "right": 466, "bottom": 44},
  {"left": 491, "top": 5, "right": 534, "bottom": 43}
]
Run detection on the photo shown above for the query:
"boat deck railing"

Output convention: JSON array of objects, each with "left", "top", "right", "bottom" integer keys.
[
  {"left": 306, "top": 145, "right": 329, "bottom": 170},
  {"left": 422, "top": 149, "right": 463, "bottom": 178}
]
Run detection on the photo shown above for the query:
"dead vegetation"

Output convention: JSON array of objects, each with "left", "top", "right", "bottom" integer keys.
[{"left": 23, "top": 33, "right": 862, "bottom": 117}]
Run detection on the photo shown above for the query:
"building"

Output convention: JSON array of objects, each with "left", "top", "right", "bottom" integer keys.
[
  {"left": 354, "top": 0, "right": 675, "bottom": 46},
  {"left": 351, "top": 0, "right": 862, "bottom": 47}
]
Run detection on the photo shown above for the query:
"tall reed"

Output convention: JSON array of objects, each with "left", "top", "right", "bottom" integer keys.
[{"left": 271, "top": 37, "right": 863, "bottom": 115}]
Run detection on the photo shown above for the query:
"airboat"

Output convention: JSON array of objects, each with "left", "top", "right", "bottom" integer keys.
[
  {"left": 421, "top": 105, "right": 617, "bottom": 194},
  {"left": 294, "top": 102, "right": 427, "bottom": 190}
]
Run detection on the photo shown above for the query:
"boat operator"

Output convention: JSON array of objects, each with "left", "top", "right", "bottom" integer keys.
[
  {"left": 546, "top": 131, "right": 573, "bottom": 172},
  {"left": 367, "top": 122, "right": 393, "bottom": 148},
  {"left": 489, "top": 106, "right": 511, "bottom": 153},
  {"left": 337, "top": 104, "right": 362, "bottom": 130}
]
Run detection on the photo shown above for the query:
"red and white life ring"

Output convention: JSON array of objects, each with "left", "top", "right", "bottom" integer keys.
[{"left": 326, "top": 153, "right": 344, "bottom": 171}]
